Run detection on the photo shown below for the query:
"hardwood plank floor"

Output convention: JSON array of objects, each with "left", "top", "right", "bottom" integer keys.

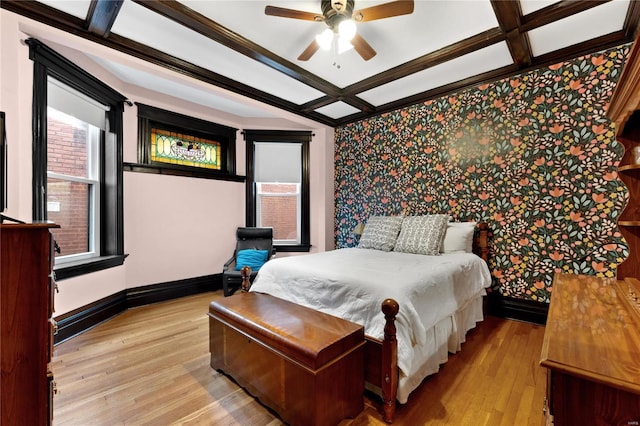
[{"left": 51, "top": 291, "right": 546, "bottom": 425}]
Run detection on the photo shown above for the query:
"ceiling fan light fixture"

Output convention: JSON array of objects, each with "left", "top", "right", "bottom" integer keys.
[
  {"left": 338, "top": 19, "right": 357, "bottom": 41},
  {"left": 337, "top": 35, "right": 354, "bottom": 54},
  {"left": 316, "top": 28, "right": 334, "bottom": 50}
]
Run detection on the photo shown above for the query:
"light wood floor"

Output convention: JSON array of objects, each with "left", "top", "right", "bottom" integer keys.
[{"left": 51, "top": 291, "right": 546, "bottom": 426}]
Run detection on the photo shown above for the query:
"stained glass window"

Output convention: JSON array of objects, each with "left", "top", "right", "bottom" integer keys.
[
  {"left": 150, "top": 128, "right": 221, "bottom": 170},
  {"left": 136, "top": 103, "right": 237, "bottom": 179}
]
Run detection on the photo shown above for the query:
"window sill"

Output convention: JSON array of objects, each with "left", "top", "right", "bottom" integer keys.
[
  {"left": 124, "top": 162, "right": 245, "bottom": 182},
  {"left": 54, "top": 254, "right": 127, "bottom": 280},
  {"left": 274, "top": 244, "right": 311, "bottom": 253}
]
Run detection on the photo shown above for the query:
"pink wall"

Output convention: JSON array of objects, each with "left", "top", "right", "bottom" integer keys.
[{"left": 0, "top": 10, "right": 335, "bottom": 316}]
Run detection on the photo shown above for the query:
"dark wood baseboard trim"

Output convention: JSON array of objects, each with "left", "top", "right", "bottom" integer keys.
[
  {"left": 54, "top": 273, "right": 222, "bottom": 344},
  {"left": 126, "top": 274, "right": 220, "bottom": 308},
  {"left": 54, "top": 290, "right": 127, "bottom": 345},
  {"left": 487, "top": 293, "right": 549, "bottom": 325}
]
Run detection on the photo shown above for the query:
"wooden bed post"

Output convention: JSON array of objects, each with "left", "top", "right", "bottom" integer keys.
[
  {"left": 381, "top": 298, "right": 399, "bottom": 423},
  {"left": 241, "top": 266, "right": 252, "bottom": 292},
  {"left": 475, "top": 222, "right": 490, "bottom": 263}
]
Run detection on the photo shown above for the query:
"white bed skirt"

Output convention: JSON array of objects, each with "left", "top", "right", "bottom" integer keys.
[{"left": 375, "top": 291, "right": 485, "bottom": 404}]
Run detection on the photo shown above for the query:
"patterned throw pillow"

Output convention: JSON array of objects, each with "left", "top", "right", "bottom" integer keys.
[
  {"left": 358, "top": 216, "right": 403, "bottom": 251},
  {"left": 394, "top": 214, "right": 450, "bottom": 255}
]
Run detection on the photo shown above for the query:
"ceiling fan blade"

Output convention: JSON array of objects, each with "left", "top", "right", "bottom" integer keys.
[
  {"left": 265, "top": 5, "right": 323, "bottom": 21},
  {"left": 353, "top": 0, "right": 414, "bottom": 22},
  {"left": 298, "top": 40, "right": 321, "bottom": 61},
  {"left": 351, "top": 33, "right": 376, "bottom": 61}
]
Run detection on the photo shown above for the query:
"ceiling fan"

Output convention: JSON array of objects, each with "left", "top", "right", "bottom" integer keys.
[{"left": 265, "top": 0, "right": 415, "bottom": 61}]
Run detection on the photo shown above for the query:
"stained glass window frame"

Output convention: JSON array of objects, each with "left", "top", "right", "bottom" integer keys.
[{"left": 136, "top": 103, "right": 237, "bottom": 179}]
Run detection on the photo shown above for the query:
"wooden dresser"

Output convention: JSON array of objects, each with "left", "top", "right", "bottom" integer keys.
[
  {"left": 1, "top": 222, "right": 59, "bottom": 425},
  {"left": 540, "top": 273, "right": 640, "bottom": 425}
]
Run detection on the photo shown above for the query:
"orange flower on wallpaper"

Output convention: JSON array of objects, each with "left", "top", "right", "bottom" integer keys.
[
  {"left": 592, "top": 55, "right": 605, "bottom": 66},
  {"left": 604, "top": 171, "right": 617, "bottom": 181},
  {"left": 479, "top": 192, "right": 489, "bottom": 200},
  {"left": 519, "top": 117, "right": 530, "bottom": 126},
  {"left": 550, "top": 187, "right": 564, "bottom": 197},
  {"left": 510, "top": 79, "right": 521, "bottom": 88},
  {"left": 592, "top": 193, "right": 606, "bottom": 203},
  {"left": 570, "top": 211, "right": 583, "bottom": 222},
  {"left": 604, "top": 243, "right": 618, "bottom": 251},
  {"left": 519, "top": 177, "right": 530, "bottom": 186},
  {"left": 569, "top": 146, "right": 584, "bottom": 156},
  {"left": 550, "top": 123, "right": 564, "bottom": 133},
  {"left": 548, "top": 62, "right": 563, "bottom": 70},
  {"left": 510, "top": 138, "right": 522, "bottom": 147},
  {"left": 569, "top": 79, "right": 584, "bottom": 90},
  {"left": 592, "top": 261, "right": 607, "bottom": 273},
  {"left": 478, "top": 83, "right": 489, "bottom": 90},
  {"left": 534, "top": 281, "right": 546, "bottom": 290},
  {"left": 493, "top": 99, "right": 504, "bottom": 108},
  {"left": 550, "top": 251, "right": 564, "bottom": 261},
  {"left": 534, "top": 95, "right": 545, "bottom": 105},
  {"left": 592, "top": 124, "right": 607, "bottom": 134},
  {"left": 479, "top": 137, "right": 490, "bottom": 145}
]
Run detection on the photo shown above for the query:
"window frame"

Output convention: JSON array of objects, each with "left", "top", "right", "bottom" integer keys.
[
  {"left": 244, "top": 130, "right": 311, "bottom": 252},
  {"left": 28, "top": 38, "right": 127, "bottom": 280}
]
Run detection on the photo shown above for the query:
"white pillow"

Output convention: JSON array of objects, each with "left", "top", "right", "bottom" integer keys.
[
  {"left": 393, "top": 214, "right": 450, "bottom": 255},
  {"left": 358, "top": 216, "right": 403, "bottom": 252},
  {"left": 442, "top": 221, "right": 477, "bottom": 254}
]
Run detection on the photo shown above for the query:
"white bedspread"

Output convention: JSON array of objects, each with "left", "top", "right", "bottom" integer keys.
[{"left": 250, "top": 248, "right": 492, "bottom": 402}]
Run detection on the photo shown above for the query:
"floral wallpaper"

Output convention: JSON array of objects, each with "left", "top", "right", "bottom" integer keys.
[{"left": 334, "top": 45, "right": 631, "bottom": 303}]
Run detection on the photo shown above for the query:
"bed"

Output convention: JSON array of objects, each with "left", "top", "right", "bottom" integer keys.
[{"left": 247, "top": 217, "right": 492, "bottom": 422}]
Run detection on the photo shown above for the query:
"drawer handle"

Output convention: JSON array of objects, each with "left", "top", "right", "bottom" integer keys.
[{"left": 52, "top": 319, "right": 59, "bottom": 335}]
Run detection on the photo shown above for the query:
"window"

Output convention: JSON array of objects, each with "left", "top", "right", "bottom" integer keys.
[
  {"left": 28, "top": 38, "right": 127, "bottom": 280},
  {"left": 136, "top": 103, "right": 237, "bottom": 179},
  {"left": 245, "top": 130, "right": 311, "bottom": 252}
]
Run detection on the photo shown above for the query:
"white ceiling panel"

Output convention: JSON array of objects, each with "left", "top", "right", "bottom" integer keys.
[
  {"left": 314, "top": 101, "right": 361, "bottom": 119},
  {"left": 528, "top": 0, "right": 630, "bottom": 57},
  {"left": 37, "top": 0, "right": 90, "bottom": 20},
  {"left": 519, "top": 0, "right": 560, "bottom": 16},
  {"left": 109, "top": 1, "right": 325, "bottom": 105},
  {"left": 359, "top": 41, "right": 513, "bottom": 106},
  {"left": 88, "top": 56, "right": 279, "bottom": 119}
]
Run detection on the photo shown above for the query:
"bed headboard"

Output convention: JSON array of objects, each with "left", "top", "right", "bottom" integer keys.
[{"left": 473, "top": 222, "right": 490, "bottom": 263}]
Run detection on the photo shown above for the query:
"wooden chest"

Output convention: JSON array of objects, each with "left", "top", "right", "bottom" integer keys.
[{"left": 209, "top": 292, "right": 365, "bottom": 426}]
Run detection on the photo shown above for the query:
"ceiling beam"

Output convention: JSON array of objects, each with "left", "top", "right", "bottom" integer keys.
[
  {"left": 491, "top": 0, "right": 532, "bottom": 67},
  {"left": 86, "top": 0, "right": 123, "bottom": 37}
]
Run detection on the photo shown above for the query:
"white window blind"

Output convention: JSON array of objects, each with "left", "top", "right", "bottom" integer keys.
[
  {"left": 47, "top": 77, "right": 110, "bottom": 130},
  {"left": 254, "top": 142, "right": 301, "bottom": 183}
]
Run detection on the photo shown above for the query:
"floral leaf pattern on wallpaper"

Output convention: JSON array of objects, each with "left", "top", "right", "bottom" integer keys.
[{"left": 335, "top": 46, "right": 631, "bottom": 303}]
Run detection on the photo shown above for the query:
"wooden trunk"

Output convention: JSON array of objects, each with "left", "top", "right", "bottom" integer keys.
[{"left": 209, "top": 292, "right": 365, "bottom": 426}]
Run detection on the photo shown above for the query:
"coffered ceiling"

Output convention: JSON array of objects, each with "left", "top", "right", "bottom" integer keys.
[{"left": 2, "top": 0, "right": 639, "bottom": 127}]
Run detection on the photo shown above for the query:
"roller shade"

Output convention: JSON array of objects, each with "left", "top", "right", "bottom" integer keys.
[
  {"left": 255, "top": 142, "right": 301, "bottom": 183},
  {"left": 47, "top": 77, "right": 110, "bottom": 130}
]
